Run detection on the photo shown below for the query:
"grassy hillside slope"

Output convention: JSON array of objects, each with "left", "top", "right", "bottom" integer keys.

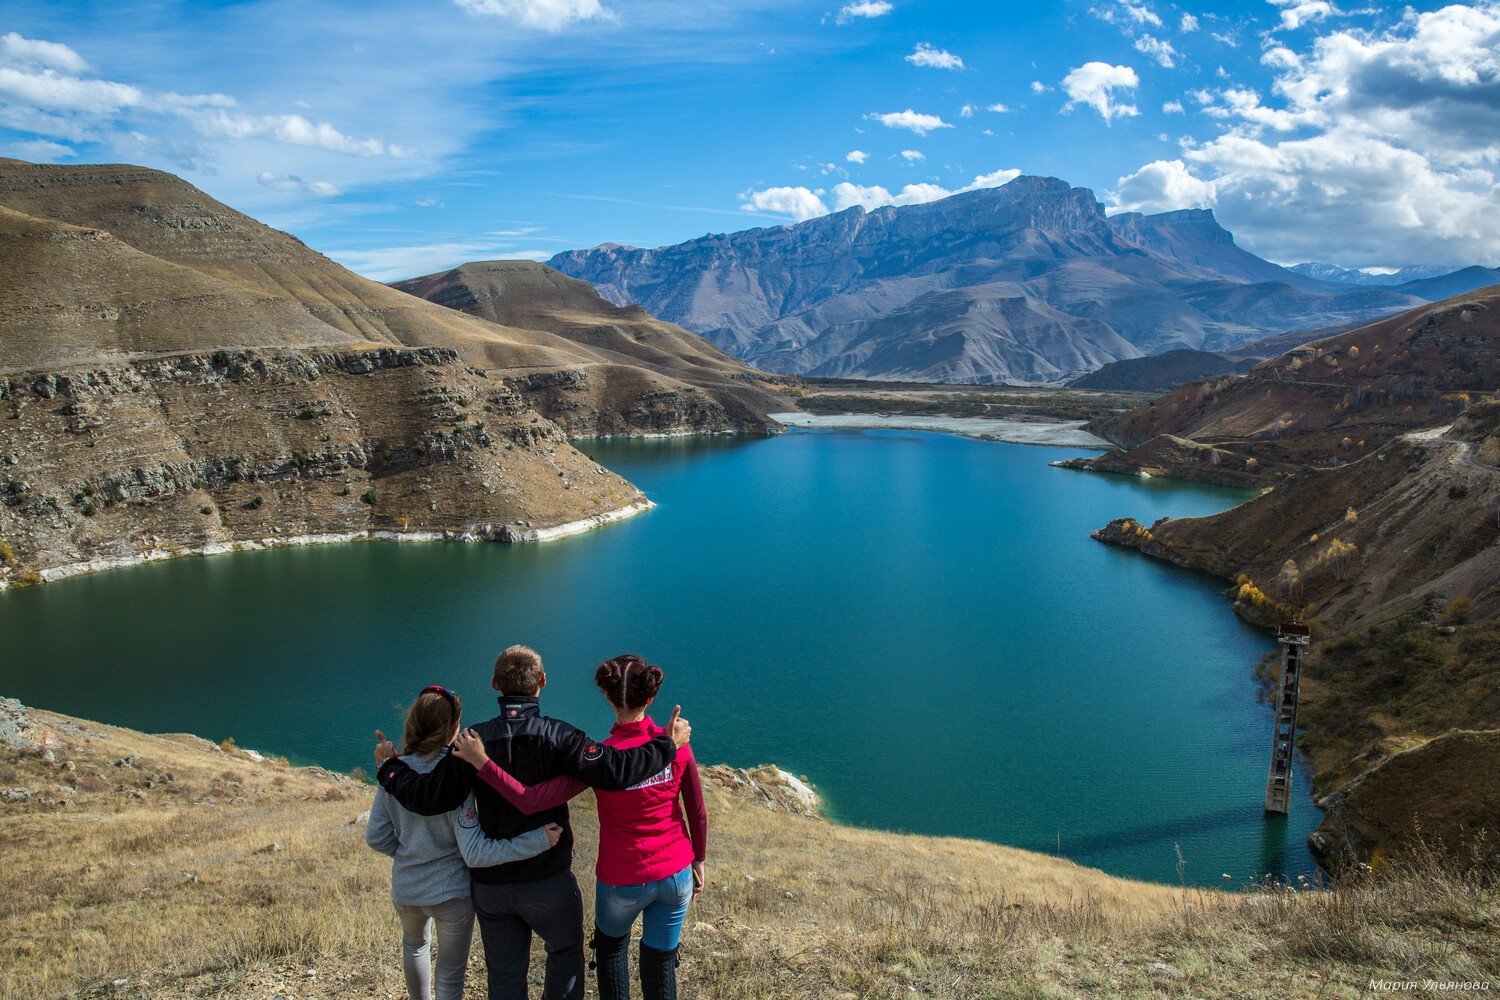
[{"left": 2, "top": 704, "right": 1495, "bottom": 999}]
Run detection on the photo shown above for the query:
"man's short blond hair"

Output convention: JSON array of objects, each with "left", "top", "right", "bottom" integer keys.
[{"left": 494, "top": 644, "right": 544, "bottom": 695}]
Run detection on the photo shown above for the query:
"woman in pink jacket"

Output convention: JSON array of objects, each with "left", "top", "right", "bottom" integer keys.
[{"left": 454, "top": 653, "right": 706, "bottom": 1000}]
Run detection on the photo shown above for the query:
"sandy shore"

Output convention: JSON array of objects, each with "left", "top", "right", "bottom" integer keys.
[{"left": 770, "top": 411, "right": 1111, "bottom": 449}]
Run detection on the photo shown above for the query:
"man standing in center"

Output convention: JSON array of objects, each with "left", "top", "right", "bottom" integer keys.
[{"left": 375, "top": 645, "right": 691, "bottom": 1000}]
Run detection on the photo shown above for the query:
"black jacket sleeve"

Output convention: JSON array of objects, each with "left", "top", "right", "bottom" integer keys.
[
  {"left": 376, "top": 751, "right": 471, "bottom": 816},
  {"left": 558, "top": 728, "right": 676, "bottom": 790}
]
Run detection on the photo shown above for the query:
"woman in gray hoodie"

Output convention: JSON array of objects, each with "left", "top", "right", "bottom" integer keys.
[{"left": 366, "top": 685, "right": 561, "bottom": 1000}]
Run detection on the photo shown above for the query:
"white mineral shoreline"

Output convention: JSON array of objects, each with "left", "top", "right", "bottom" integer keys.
[
  {"left": 2, "top": 499, "right": 655, "bottom": 591},
  {"left": 770, "top": 411, "right": 1111, "bottom": 449}
]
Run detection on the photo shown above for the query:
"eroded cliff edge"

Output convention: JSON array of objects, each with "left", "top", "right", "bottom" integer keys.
[{"left": 0, "top": 347, "right": 649, "bottom": 587}]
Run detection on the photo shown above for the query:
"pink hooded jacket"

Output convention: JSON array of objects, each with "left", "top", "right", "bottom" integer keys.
[{"left": 478, "top": 715, "right": 707, "bottom": 885}]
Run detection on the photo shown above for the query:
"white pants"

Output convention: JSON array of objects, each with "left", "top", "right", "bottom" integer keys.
[{"left": 395, "top": 895, "right": 475, "bottom": 1000}]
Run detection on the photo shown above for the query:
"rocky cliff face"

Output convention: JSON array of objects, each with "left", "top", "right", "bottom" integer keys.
[
  {"left": 0, "top": 348, "right": 646, "bottom": 587},
  {"left": 549, "top": 177, "right": 1424, "bottom": 384},
  {"left": 390, "top": 259, "right": 789, "bottom": 437}
]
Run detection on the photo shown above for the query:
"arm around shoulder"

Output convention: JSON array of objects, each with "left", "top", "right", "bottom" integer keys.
[{"left": 377, "top": 751, "right": 470, "bottom": 816}]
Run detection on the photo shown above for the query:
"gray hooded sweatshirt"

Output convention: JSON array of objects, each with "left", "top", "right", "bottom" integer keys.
[{"left": 365, "top": 747, "right": 552, "bottom": 906}]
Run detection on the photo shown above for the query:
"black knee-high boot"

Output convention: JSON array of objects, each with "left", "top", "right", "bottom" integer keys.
[
  {"left": 591, "top": 929, "right": 631, "bottom": 1000},
  {"left": 639, "top": 942, "right": 679, "bottom": 1000}
]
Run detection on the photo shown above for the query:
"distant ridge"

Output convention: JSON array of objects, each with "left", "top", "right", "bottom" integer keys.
[{"left": 551, "top": 176, "right": 1424, "bottom": 385}]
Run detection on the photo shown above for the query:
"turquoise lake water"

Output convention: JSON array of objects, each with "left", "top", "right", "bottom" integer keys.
[{"left": 0, "top": 429, "right": 1320, "bottom": 884}]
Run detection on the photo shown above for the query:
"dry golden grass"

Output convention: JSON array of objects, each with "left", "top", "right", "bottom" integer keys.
[{"left": 1, "top": 709, "right": 1495, "bottom": 999}]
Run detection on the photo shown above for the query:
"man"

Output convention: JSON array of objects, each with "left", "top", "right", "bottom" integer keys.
[{"left": 373, "top": 645, "right": 690, "bottom": 1000}]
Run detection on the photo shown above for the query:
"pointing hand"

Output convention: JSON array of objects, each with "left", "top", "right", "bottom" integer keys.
[{"left": 373, "top": 729, "right": 396, "bottom": 766}]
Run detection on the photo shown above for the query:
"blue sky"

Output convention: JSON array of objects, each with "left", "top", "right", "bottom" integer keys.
[{"left": 1, "top": 0, "right": 1497, "bottom": 279}]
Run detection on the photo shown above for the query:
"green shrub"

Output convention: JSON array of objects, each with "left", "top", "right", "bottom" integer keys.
[{"left": 361, "top": 489, "right": 377, "bottom": 505}]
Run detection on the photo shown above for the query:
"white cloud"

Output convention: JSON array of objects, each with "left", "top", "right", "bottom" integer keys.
[
  {"left": 0, "top": 32, "right": 90, "bottom": 75},
  {"left": 905, "top": 43, "right": 964, "bottom": 71},
  {"left": 741, "top": 167, "right": 1021, "bottom": 220},
  {"left": 256, "top": 171, "right": 342, "bottom": 197},
  {"left": 987, "top": 102, "right": 1011, "bottom": 113},
  {"left": 899, "top": 149, "right": 925, "bottom": 161},
  {"left": 836, "top": 1, "right": 893, "bottom": 22},
  {"left": 1089, "top": 2, "right": 1163, "bottom": 28},
  {"left": 1211, "top": 31, "right": 1238, "bottom": 47},
  {"left": 1180, "top": 13, "right": 1200, "bottom": 32},
  {"left": 1162, "top": 100, "right": 1184, "bottom": 113},
  {"left": 1061, "top": 62, "right": 1140, "bottom": 124},
  {"left": 1134, "top": 35, "right": 1180, "bottom": 68},
  {"left": 739, "top": 185, "right": 829, "bottom": 221},
  {"left": 868, "top": 108, "right": 953, "bottom": 135},
  {"left": 1110, "top": 159, "right": 1218, "bottom": 214},
  {"left": 959, "top": 103, "right": 976, "bottom": 118},
  {"left": 1270, "top": 0, "right": 1342, "bottom": 32},
  {"left": 453, "top": 0, "right": 613, "bottom": 32},
  {"left": 1111, "top": 3, "right": 1500, "bottom": 265},
  {"left": 846, "top": 149, "right": 868, "bottom": 163},
  {"left": 1031, "top": 80, "right": 1049, "bottom": 93},
  {"left": 197, "top": 111, "right": 413, "bottom": 157},
  {"left": 2, "top": 137, "right": 75, "bottom": 161}
]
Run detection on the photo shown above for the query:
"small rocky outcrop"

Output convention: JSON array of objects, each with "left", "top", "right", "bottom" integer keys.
[{"left": 703, "top": 764, "right": 821, "bottom": 818}]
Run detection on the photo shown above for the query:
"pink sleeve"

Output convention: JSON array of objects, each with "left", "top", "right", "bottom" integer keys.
[
  {"left": 477, "top": 760, "right": 585, "bottom": 815},
  {"left": 678, "top": 750, "right": 708, "bottom": 863}
]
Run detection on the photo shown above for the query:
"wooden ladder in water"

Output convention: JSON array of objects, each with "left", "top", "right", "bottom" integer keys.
[{"left": 1265, "top": 622, "right": 1311, "bottom": 815}]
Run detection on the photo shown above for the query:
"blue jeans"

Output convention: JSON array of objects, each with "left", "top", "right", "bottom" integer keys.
[{"left": 594, "top": 865, "right": 694, "bottom": 950}]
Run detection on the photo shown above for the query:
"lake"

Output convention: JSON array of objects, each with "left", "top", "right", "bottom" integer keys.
[{"left": 0, "top": 428, "right": 1320, "bottom": 884}]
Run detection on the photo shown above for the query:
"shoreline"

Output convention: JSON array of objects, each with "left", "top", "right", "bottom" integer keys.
[
  {"left": 770, "top": 411, "right": 1111, "bottom": 449},
  {"left": 0, "top": 499, "right": 655, "bottom": 592}
]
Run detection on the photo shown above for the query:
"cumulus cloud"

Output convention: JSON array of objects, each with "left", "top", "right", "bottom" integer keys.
[
  {"left": 867, "top": 108, "right": 953, "bottom": 135},
  {"left": 200, "top": 111, "right": 413, "bottom": 157},
  {"left": 1180, "top": 13, "right": 1200, "bottom": 32},
  {"left": 1110, "top": 3, "right": 1500, "bottom": 265},
  {"left": 1089, "top": 2, "right": 1163, "bottom": 28},
  {"left": 1133, "top": 35, "right": 1180, "bottom": 67},
  {"left": 846, "top": 149, "right": 869, "bottom": 163},
  {"left": 988, "top": 102, "right": 1011, "bottom": 113},
  {"left": 453, "top": 0, "right": 613, "bottom": 31},
  {"left": 2, "top": 137, "right": 74, "bottom": 161},
  {"left": 836, "top": 1, "right": 893, "bottom": 22},
  {"left": 0, "top": 32, "right": 90, "bottom": 75},
  {"left": 1162, "top": 100, "right": 1184, "bottom": 113},
  {"left": 905, "top": 43, "right": 964, "bottom": 70},
  {"left": 1270, "top": 0, "right": 1343, "bottom": 32},
  {"left": 740, "top": 185, "right": 830, "bottom": 221},
  {"left": 256, "top": 171, "right": 342, "bottom": 197},
  {"left": 1061, "top": 62, "right": 1140, "bottom": 123},
  {"left": 959, "top": 103, "right": 976, "bottom": 117},
  {"left": 1031, "top": 81, "right": 1050, "bottom": 93},
  {"left": 0, "top": 32, "right": 411, "bottom": 169},
  {"left": 899, "top": 149, "right": 925, "bottom": 161},
  {"left": 740, "top": 167, "right": 1021, "bottom": 220},
  {"left": 1111, "top": 159, "right": 1218, "bottom": 214}
]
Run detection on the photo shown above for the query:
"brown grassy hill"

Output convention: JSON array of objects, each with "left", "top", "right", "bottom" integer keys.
[
  {"left": 0, "top": 159, "right": 787, "bottom": 434},
  {"left": 392, "top": 259, "right": 788, "bottom": 435},
  {"left": 1092, "top": 402, "right": 1500, "bottom": 865},
  {"left": 0, "top": 205, "right": 367, "bottom": 370},
  {"left": 3, "top": 702, "right": 1495, "bottom": 999},
  {"left": 1074, "top": 287, "right": 1500, "bottom": 485}
]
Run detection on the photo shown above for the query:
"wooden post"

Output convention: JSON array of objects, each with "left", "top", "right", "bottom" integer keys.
[{"left": 1265, "top": 622, "right": 1311, "bottom": 815}]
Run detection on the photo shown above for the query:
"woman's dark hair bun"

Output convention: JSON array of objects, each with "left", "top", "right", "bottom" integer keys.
[{"left": 595, "top": 653, "right": 664, "bottom": 711}]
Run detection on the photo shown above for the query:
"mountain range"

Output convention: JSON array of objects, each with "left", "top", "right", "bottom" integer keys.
[
  {"left": 550, "top": 177, "right": 1436, "bottom": 385},
  {"left": 1290, "top": 262, "right": 1500, "bottom": 302}
]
